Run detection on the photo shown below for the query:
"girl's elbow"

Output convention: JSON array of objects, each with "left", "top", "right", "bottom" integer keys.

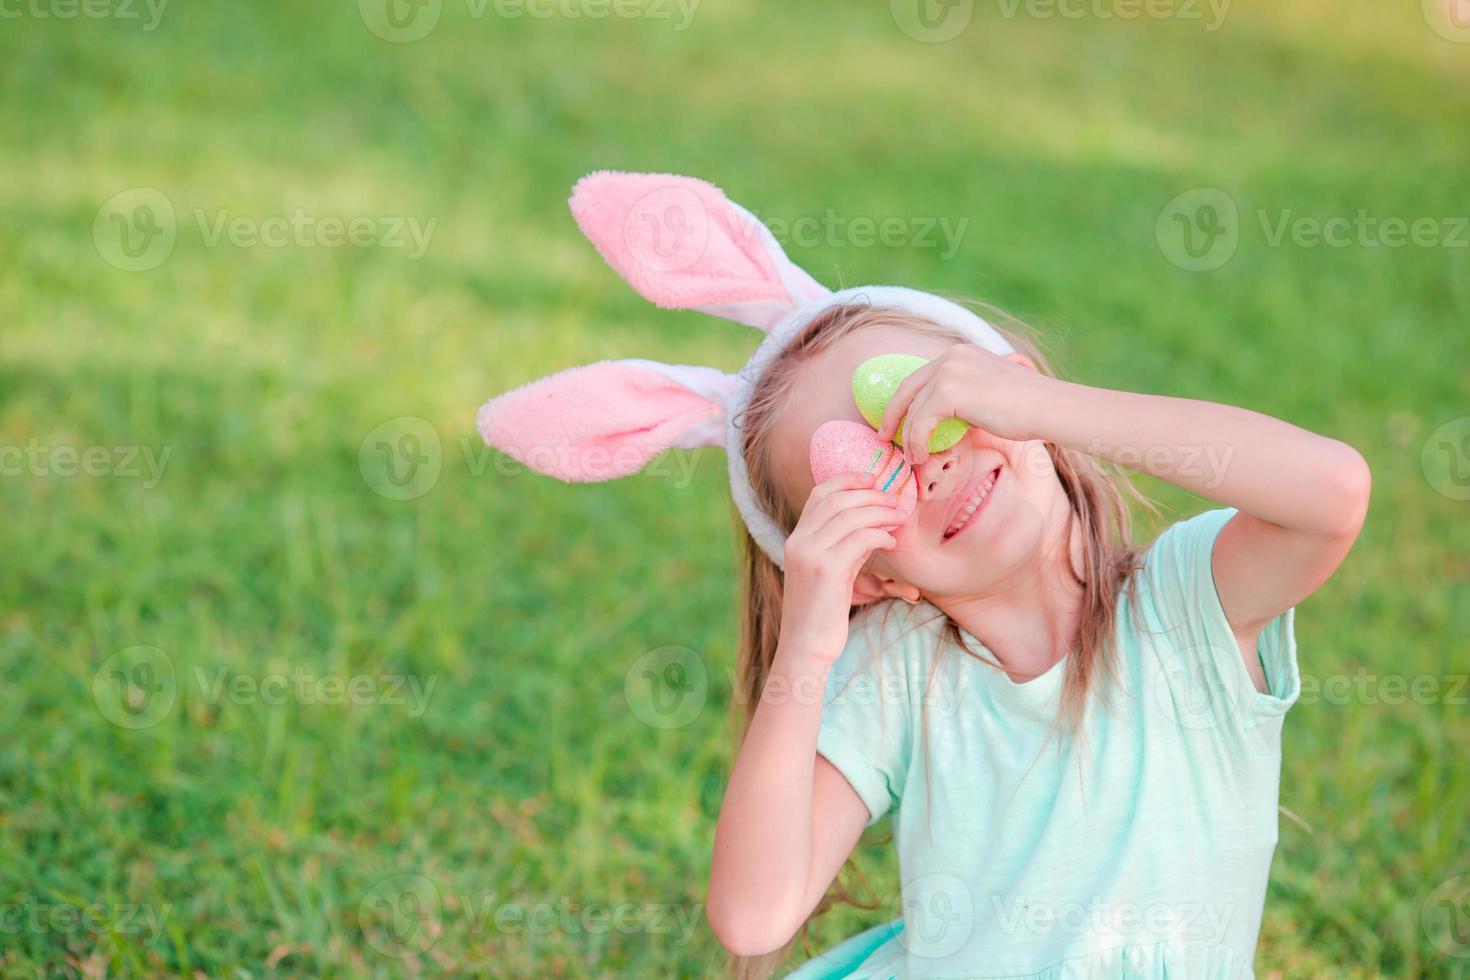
[
  {"left": 706, "top": 897, "right": 800, "bottom": 958},
  {"left": 1327, "top": 442, "right": 1372, "bottom": 537}
]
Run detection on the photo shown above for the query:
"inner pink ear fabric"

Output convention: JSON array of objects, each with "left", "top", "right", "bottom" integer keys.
[
  {"left": 569, "top": 171, "right": 827, "bottom": 327},
  {"left": 476, "top": 360, "right": 725, "bottom": 482}
]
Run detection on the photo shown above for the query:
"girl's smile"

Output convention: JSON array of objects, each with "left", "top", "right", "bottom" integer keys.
[{"left": 941, "top": 465, "right": 1001, "bottom": 542}]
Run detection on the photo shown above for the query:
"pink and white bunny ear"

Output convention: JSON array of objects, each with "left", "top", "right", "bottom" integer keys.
[
  {"left": 569, "top": 171, "right": 831, "bottom": 331},
  {"left": 476, "top": 359, "right": 736, "bottom": 482}
]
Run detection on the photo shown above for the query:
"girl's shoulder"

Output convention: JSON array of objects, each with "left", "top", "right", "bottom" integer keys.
[
  {"left": 1142, "top": 506, "right": 1237, "bottom": 564},
  {"left": 1127, "top": 506, "right": 1303, "bottom": 728},
  {"left": 1122, "top": 506, "right": 1240, "bottom": 618},
  {"left": 1130, "top": 506, "right": 1246, "bottom": 615}
]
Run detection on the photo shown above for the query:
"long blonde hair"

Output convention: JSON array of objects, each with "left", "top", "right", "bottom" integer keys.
[{"left": 725, "top": 301, "right": 1159, "bottom": 978}]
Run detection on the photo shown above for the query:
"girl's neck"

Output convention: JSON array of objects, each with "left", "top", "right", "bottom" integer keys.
[{"left": 932, "top": 506, "right": 1086, "bottom": 685}]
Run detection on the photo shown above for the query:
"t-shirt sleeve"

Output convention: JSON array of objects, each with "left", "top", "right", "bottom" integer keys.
[
  {"left": 814, "top": 602, "right": 929, "bottom": 827},
  {"left": 1141, "top": 507, "right": 1302, "bottom": 731}
]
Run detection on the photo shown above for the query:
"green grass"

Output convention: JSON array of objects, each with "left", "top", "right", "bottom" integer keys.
[{"left": 1, "top": 0, "right": 1468, "bottom": 975}]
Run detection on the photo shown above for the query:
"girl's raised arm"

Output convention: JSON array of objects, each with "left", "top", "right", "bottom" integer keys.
[
  {"left": 1026, "top": 381, "right": 1369, "bottom": 692},
  {"left": 881, "top": 346, "right": 1372, "bottom": 692},
  {"left": 707, "top": 471, "right": 900, "bottom": 956}
]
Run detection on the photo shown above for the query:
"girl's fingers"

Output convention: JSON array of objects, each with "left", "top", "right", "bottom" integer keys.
[
  {"left": 803, "top": 471, "right": 877, "bottom": 514},
  {"left": 901, "top": 387, "right": 945, "bottom": 467},
  {"left": 809, "top": 485, "right": 900, "bottom": 520},
  {"left": 797, "top": 482, "right": 901, "bottom": 543},
  {"left": 812, "top": 506, "right": 907, "bottom": 547},
  {"left": 904, "top": 410, "right": 940, "bottom": 467},
  {"left": 839, "top": 527, "right": 898, "bottom": 559},
  {"left": 832, "top": 488, "right": 903, "bottom": 511},
  {"left": 902, "top": 378, "right": 968, "bottom": 468},
  {"left": 876, "top": 360, "right": 938, "bottom": 443}
]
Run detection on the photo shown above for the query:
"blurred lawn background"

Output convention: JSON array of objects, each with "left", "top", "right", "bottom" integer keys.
[{"left": 1, "top": 0, "right": 1468, "bottom": 975}]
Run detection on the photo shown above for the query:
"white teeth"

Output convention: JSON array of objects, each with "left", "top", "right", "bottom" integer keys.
[{"left": 944, "top": 470, "right": 998, "bottom": 538}]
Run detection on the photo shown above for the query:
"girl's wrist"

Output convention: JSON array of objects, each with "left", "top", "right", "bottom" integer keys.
[
  {"left": 771, "top": 635, "right": 838, "bottom": 686},
  {"left": 1011, "top": 374, "right": 1074, "bottom": 443},
  {"left": 762, "top": 648, "right": 837, "bottom": 714}
]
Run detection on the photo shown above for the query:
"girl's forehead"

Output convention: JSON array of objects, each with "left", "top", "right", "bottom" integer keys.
[{"left": 770, "top": 325, "right": 953, "bottom": 504}]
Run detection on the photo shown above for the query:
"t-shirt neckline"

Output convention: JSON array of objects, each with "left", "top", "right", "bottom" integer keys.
[{"left": 955, "top": 622, "right": 1069, "bottom": 704}]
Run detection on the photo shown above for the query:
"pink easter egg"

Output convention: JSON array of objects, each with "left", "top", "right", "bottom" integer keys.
[{"left": 809, "top": 420, "right": 918, "bottom": 522}]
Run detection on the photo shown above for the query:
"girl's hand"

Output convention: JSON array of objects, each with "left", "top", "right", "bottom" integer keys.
[
  {"left": 778, "top": 472, "right": 901, "bottom": 666},
  {"left": 875, "top": 345, "right": 1056, "bottom": 466}
]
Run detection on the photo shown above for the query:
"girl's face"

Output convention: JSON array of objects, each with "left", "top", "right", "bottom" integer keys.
[{"left": 769, "top": 324, "right": 1069, "bottom": 602}]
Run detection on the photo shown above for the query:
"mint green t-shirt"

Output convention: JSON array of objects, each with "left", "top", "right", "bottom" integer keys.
[{"left": 790, "top": 508, "right": 1301, "bottom": 979}]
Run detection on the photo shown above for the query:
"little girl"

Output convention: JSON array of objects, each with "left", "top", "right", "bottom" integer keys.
[{"left": 477, "top": 172, "right": 1371, "bottom": 979}]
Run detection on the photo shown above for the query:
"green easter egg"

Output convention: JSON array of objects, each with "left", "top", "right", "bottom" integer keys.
[{"left": 851, "top": 353, "right": 970, "bottom": 452}]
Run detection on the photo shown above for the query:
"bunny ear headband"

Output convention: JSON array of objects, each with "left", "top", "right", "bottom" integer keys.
[{"left": 475, "top": 171, "right": 1013, "bottom": 570}]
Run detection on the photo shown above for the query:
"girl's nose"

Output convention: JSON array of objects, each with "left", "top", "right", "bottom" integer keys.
[{"left": 916, "top": 449, "right": 958, "bottom": 502}]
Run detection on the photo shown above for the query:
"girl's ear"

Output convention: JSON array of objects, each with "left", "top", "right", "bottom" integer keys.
[
  {"left": 569, "top": 171, "right": 830, "bottom": 331},
  {"left": 476, "top": 358, "right": 736, "bottom": 482},
  {"left": 852, "top": 572, "right": 922, "bottom": 607},
  {"left": 1004, "top": 352, "right": 1039, "bottom": 372}
]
